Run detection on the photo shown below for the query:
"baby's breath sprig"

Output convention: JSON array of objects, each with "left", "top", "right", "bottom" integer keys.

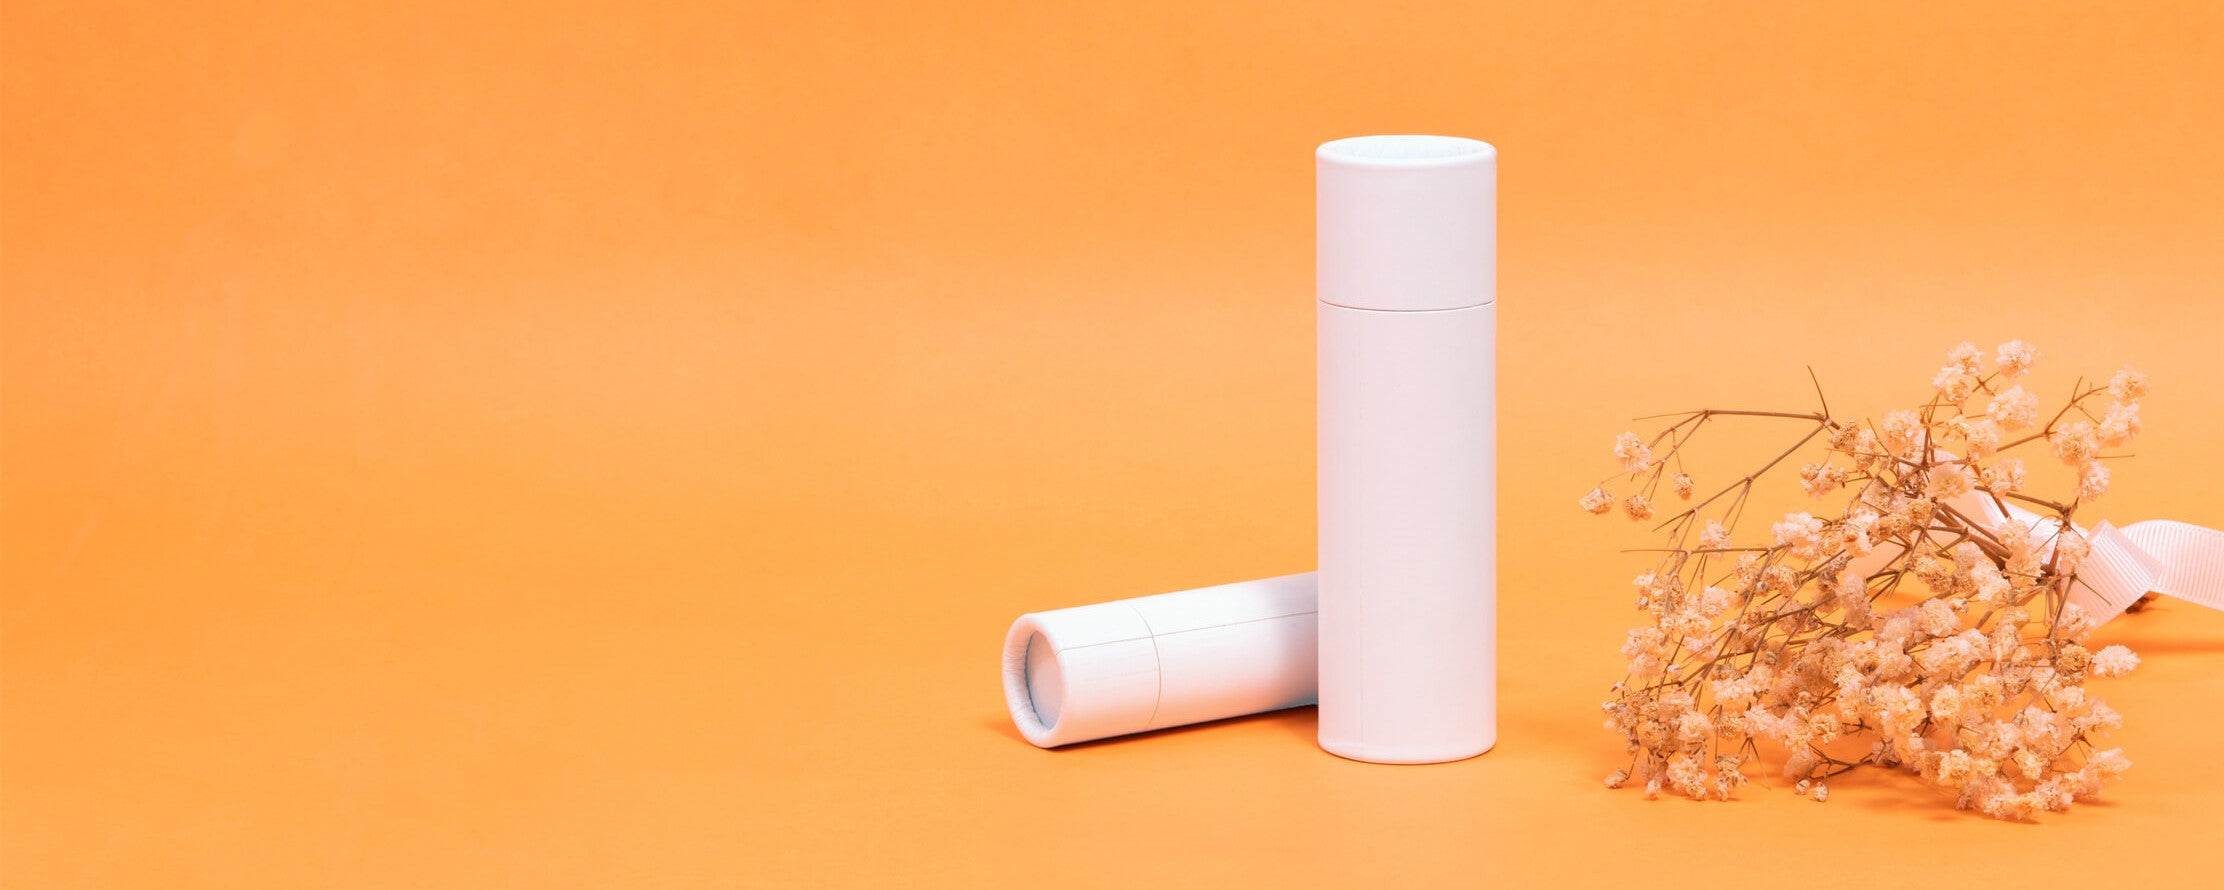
[{"left": 1587, "top": 341, "right": 2148, "bottom": 819}]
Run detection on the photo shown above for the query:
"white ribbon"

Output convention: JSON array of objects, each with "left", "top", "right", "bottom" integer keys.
[
  {"left": 1838, "top": 487, "right": 2224, "bottom": 625},
  {"left": 2071, "top": 519, "right": 2224, "bottom": 623},
  {"left": 1945, "top": 491, "right": 2224, "bottom": 625}
]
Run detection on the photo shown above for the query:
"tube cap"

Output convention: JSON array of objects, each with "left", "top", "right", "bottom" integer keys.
[
  {"left": 1316, "top": 135, "right": 1497, "bottom": 312},
  {"left": 1001, "top": 573, "right": 1318, "bottom": 748}
]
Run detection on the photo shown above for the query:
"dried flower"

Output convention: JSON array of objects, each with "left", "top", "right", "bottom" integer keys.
[
  {"left": 1772, "top": 512, "right": 1827, "bottom": 560},
  {"left": 2108, "top": 366, "right": 2150, "bottom": 402},
  {"left": 1584, "top": 342, "right": 2144, "bottom": 819},
  {"left": 1932, "top": 365, "right": 1978, "bottom": 403},
  {"left": 2098, "top": 402, "right": 2142, "bottom": 448},
  {"left": 2056, "top": 529, "right": 2092, "bottom": 574},
  {"left": 1981, "top": 457, "right": 2028, "bottom": 494},
  {"left": 2076, "top": 461, "right": 2111, "bottom": 500},
  {"left": 1614, "top": 431, "right": 1653, "bottom": 474},
  {"left": 2050, "top": 421, "right": 2099, "bottom": 465},
  {"left": 1798, "top": 462, "right": 1848, "bottom": 498},
  {"left": 1879, "top": 409, "right": 1924, "bottom": 457},
  {"left": 1948, "top": 342, "right": 1985, "bottom": 373},
  {"left": 1996, "top": 340, "right": 2039, "bottom": 378},
  {"left": 1698, "top": 520, "right": 1732, "bottom": 550},
  {"left": 2091, "top": 747, "right": 2132, "bottom": 779},
  {"left": 2093, "top": 645, "right": 2140, "bottom": 678},
  {"left": 1989, "top": 386, "right": 2039, "bottom": 432},
  {"left": 1924, "top": 463, "right": 1975, "bottom": 501},
  {"left": 1954, "top": 417, "right": 2004, "bottom": 459}
]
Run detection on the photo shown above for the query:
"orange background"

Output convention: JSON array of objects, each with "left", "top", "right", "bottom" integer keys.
[{"left": 6, "top": 1, "right": 2224, "bottom": 886}]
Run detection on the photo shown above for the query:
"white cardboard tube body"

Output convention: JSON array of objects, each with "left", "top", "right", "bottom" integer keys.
[
  {"left": 1001, "top": 573, "right": 1319, "bottom": 748},
  {"left": 1317, "top": 135, "right": 1497, "bottom": 764}
]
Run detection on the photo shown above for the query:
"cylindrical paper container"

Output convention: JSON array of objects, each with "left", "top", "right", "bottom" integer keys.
[
  {"left": 1001, "top": 572, "right": 1318, "bottom": 748},
  {"left": 1317, "top": 135, "right": 1498, "bottom": 764}
]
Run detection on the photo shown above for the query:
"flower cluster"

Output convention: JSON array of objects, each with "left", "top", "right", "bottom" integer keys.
[{"left": 1585, "top": 342, "right": 2149, "bottom": 819}]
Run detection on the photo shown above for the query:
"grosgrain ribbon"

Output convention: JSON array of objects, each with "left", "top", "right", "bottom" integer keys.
[
  {"left": 1841, "top": 490, "right": 2224, "bottom": 626},
  {"left": 1949, "top": 493, "right": 2224, "bottom": 626},
  {"left": 2072, "top": 519, "right": 2224, "bottom": 624}
]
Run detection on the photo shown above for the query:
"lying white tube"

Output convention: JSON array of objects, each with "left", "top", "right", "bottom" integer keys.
[{"left": 1001, "top": 573, "right": 1318, "bottom": 748}]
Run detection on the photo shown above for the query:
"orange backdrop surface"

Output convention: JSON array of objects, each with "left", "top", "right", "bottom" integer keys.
[{"left": 7, "top": 1, "right": 2224, "bottom": 886}]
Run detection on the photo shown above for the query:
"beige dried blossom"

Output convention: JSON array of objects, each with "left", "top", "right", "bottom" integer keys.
[
  {"left": 2056, "top": 530, "right": 2093, "bottom": 574},
  {"left": 1772, "top": 513, "right": 1826, "bottom": 559},
  {"left": 1879, "top": 409, "right": 1924, "bottom": 457},
  {"left": 1698, "top": 519, "right": 1732, "bottom": 550},
  {"left": 2093, "top": 645, "right": 2140, "bottom": 678},
  {"left": 1614, "top": 431, "right": 1654, "bottom": 474},
  {"left": 1923, "top": 463, "right": 1976, "bottom": 501},
  {"left": 2098, "top": 402, "right": 2142, "bottom": 448},
  {"left": 1798, "top": 462, "right": 1848, "bottom": 498},
  {"left": 2077, "top": 461, "right": 2112, "bottom": 500},
  {"left": 2051, "top": 421, "right": 2100, "bottom": 465},
  {"left": 2109, "top": 366, "right": 2150, "bottom": 402},
  {"left": 1953, "top": 416, "right": 2004, "bottom": 459},
  {"left": 1989, "top": 385, "right": 2040, "bottom": 432},
  {"left": 1932, "top": 365, "right": 1979, "bottom": 403},
  {"left": 1948, "top": 342, "right": 1985, "bottom": 372},
  {"left": 1996, "top": 340, "right": 2039, "bottom": 378},
  {"left": 1582, "top": 341, "right": 2148, "bottom": 820},
  {"left": 1980, "top": 457, "right": 2028, "bottom": 494}
]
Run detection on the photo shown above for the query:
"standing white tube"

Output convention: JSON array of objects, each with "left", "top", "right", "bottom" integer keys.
[{"left": 1317, "top": 135, "right": 1497, "bottom": 764}]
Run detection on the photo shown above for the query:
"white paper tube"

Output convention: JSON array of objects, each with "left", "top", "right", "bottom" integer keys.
[
  {"left": 1000, "top": 572, "right": 1319, "bottom": 748},
  {"left": 1317, "top": 135, "right": 1498, "bottom": 764}
]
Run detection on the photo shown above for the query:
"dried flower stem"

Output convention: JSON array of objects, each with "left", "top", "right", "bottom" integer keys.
[{"left": 1585, "top": 341, "right": 2148, "bottom": 819}]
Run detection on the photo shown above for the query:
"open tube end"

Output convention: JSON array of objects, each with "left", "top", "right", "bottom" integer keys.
[
  {"left": 1001, "top": 616, "right": 1068, "bottom": 747},
  {"left": 1318, "top": 135, "right": 1494, "bottom": 167}
]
